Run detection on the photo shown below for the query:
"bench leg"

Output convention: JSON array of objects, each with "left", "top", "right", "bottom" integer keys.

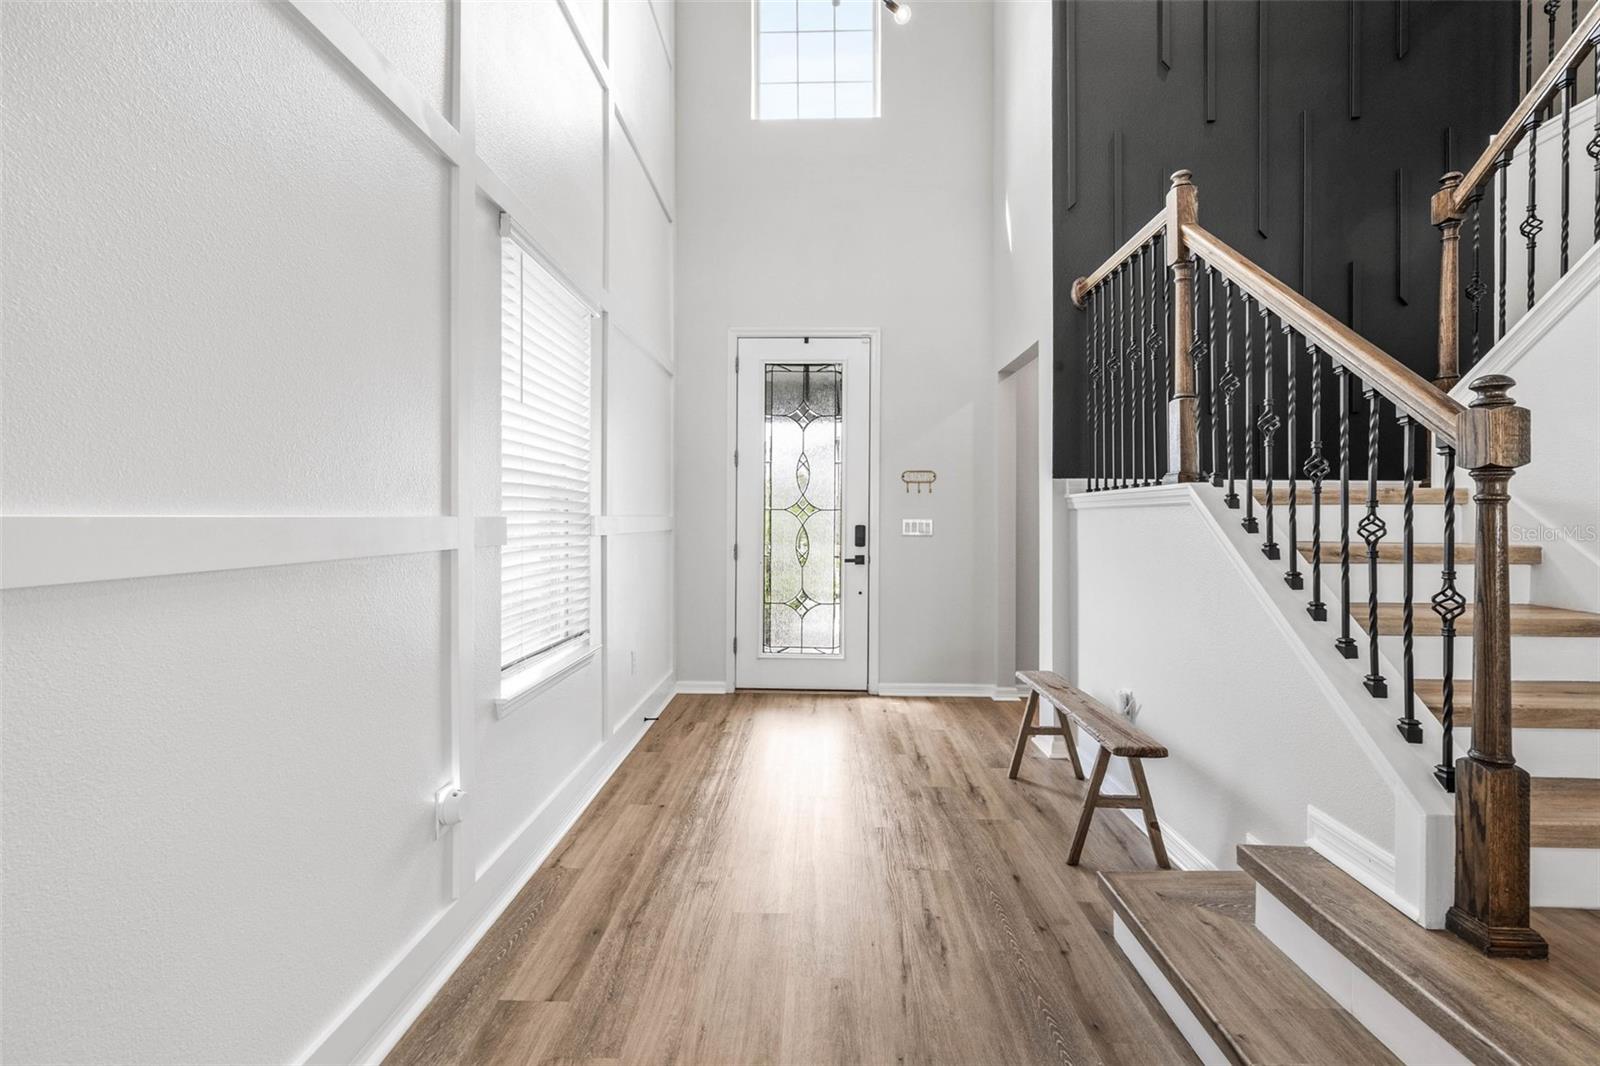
[
  {"left": 1007, "top": 691, "right": 1040, "bottom": 779},
  {"left": 1066, "top": 746, "right": 1111, "bottom": 866},
  {"left": 1129, "top": 757, "right": 1171, "bottom": 870},
  {"left": 1062, "top": 720, "right": 1085, "bottom": 780}
]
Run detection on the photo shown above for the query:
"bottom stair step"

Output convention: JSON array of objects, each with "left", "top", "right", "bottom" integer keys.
[{"left": 1099, "top": 870, "right": 1398, "bottom": 1065}]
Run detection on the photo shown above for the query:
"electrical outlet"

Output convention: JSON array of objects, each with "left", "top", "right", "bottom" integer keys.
[{"left": 630, "top": 650, "right": 637, "bottom": 675}]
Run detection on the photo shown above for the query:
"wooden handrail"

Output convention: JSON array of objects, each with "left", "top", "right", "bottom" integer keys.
[
  {"left": 1452, "top": 4, "right": 1600, "bottom": 211},
  {"left": 1070, "top": 211, "right": 1166, "bottom": 307},
  {"left": 1182, "top": 224, "right": 1465, "bottom": 444}
]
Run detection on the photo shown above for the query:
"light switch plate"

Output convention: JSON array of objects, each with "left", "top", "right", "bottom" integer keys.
[{"left": 902, "top": 518, "right": 933, "bottom": 536}]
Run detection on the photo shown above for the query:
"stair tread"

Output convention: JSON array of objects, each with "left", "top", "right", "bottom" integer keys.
[
  {"left": 1099, "top": 869, "right": 1398, "bottom": 1066},
  {"left": 1418, "top": 680, "right": 1600, "bottom": 730},
  {"left": 1253, "top": 484, "right": 1467, "bottom": 505},
  {"left": 1533, "top": 778, "right": 1600, "bottom": 848},
  {"left": 1353, "top": 602, "right": 1600, "bottom": 637},
  {"left": 1296, "top": 541, "right": 1542, "bottom": 564},
  {"left": 1237, "top": 845, "right": 1600, "bottom": 1066}
]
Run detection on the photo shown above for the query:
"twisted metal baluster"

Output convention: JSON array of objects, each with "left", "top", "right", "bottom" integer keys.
[
  {"left": 1497, "top": 152, "right": 1510, "bottom": 340},
  {"left": 1560, "top": 67, "right": 1573, "bottom": 276},
  {"left": 1544, "top": 0, "right": 1558, "bottom": 63},
  {"left": 1242, "top": 291, "right": 1259, "bottom": 532},
  {"left": 1591, "top": 46, "right": 1600, "bottom": 245},
  {"left": 1432, "top": 445, "right": 1464, "bottom": 792},
  {"left": 1522, "top": 111, "right": 1544, "bottom": 311},
  {"left": 1089, "top": 287, "right": 1101, "bottom": 491},
  {"left": 1221, "top": 278, "right": 1240, "bottom": 508},
  {"left": 1190, "top": 255, "right": 1209, "bottom": 482},
  {"left": 1360, "top": 387, "right": 1389, "bottom": 697},
  {"left": 1208, "top": 266, "right": 1222, "bottom": 487},
  {"left": 1398, "top": 417, "right": 1421, "bottom": 738},
  {"left": 1305, "top": 348, "right": 1329, "bottom": 620},
  {"left": 1525, "top": 0, "right": 1534, "bottom": 92},
  {"left": 1466, "top": 191, "right": 1484, "bottom": 367},
  {"left": 1112, "top": 266, "right": 1124, "bottom": 488},
  {"left": 1335, "top": 366, "right": 1357, "bottom": 656},
  {"left": 1259, "top": 305, "right": 1280, "bottom": 558},
  {"left": 1284, "top": 326, "right": 1302, "bottom": 588}
]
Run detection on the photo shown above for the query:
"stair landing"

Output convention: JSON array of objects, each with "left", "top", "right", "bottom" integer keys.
[{"left": 1238, "top": 845, "right": 1600, "bottom": 1066}]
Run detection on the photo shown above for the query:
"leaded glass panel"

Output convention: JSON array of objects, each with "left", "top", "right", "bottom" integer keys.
[{"left": 763, "top": 363, "right": 843, "bottom": 655}]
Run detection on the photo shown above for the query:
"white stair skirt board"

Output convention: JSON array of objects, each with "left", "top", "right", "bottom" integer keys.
[
  {"left": 1112, "top": 914, "right": 1231, "bottom": 1066},
  {"left": 1252, "top": 885, "right": 1471, "bottom": 1066},
  {"left": 302, "top": 674, "right": 672, "bottom": 1065},
  {"left": 1532, "top": 846, "right": 1600, "bottom": 908}
]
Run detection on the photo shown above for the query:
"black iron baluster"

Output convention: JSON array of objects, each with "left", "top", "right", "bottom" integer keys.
[
  {"left": 1525, "top": 0, "right": 1534, "bottom": 92},
  {"left": 1335, "top": 365, "right": 1356, "bottom": 655},
  {"left": 1113, "top": 265, "right": 1125, "bottom": 488},
  {"left": 1191, "top": 256, "right": 1209, "bottom": 482},
  {"left": 1544, "top": 0, "right": 1558, "bottom": 63},
  {"left": 1522, "top": 111, "right": 1543, "bottom": 311},
  {"left": 1285, "top": 326, "right": 1302, "bottom": 588},
  {"left": 1560, "top": 65, "right": 1573, "bottom": 276},
  {"left": 1432, "top": 445, "right": 1464, "bottom": 791},
  {"left": 1221, "top": 278, "right": 1240, "bottom": 508},
  {"left": 1150, "top": 238, "right": 1166, "bottom": 484},
  {"left": 1590, "top": 45, "right": 1600, "bottom": 245},
  {"left": 1085, "top": 286, "right": 1096, "bottom": 491},
  {"left": 1467, "top": 190, "right": 1485, "bottom": 366},
  {"left": 1360, "top": 387, "right": 1389, "bottom": 697},
  {"left": 1208, "top": 266, "right": 1222, "bottom": 487},
  {"left": 1306, "top": 348, "right": 1329, "bottom": 620},
  {"left": 1133, "top": 248, "right": 1147, "bottom": 486},
  {"left": 1259, "top": 306, "right": 1280, "bottom": 558},
  {"left": 1497, "top": 151, "right": 1510, "bottom": 340},
  {"left": 1242, "top": 291, "right": 1259, "bottom": 532},
  {"left": 1090, "top": 286, "right": 1102, "bottom": 490},
  {"left": 1398, "top": 417, "right": 1421, "bottom": 738}
]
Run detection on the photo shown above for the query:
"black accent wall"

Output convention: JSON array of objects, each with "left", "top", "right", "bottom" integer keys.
[{"left": 1051, "top": 0, "right": 1519, "bottom": 476}]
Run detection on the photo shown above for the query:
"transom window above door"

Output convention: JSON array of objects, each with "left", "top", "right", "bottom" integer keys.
[{"left": 754, "top": 0, "right": 878, "bottom": 120}]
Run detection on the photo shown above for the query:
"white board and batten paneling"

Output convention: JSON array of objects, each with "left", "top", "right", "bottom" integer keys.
[{"left": 0, "top": 0, "right": 676, "bottom": 1062}]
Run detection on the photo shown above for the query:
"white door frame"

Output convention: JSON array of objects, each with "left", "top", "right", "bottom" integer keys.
[{"left": 725, "top": 328, "right": 882, "bottom": 693}]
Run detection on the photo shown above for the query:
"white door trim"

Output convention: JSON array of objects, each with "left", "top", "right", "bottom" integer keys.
[{"left": 725, "top": 328, "right": 882, "bottom": 694}]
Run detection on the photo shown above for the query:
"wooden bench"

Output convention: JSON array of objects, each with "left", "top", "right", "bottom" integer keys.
[{"left": 1009, "top": 670, "right": 1171, "bottom": 869}]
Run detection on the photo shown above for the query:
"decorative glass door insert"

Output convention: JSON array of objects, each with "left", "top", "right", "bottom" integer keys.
[{"left": 762, "top": 363, "right": 843, "bottom": 655}]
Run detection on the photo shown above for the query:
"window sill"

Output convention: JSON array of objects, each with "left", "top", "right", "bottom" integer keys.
[{"left": 495, "top": 643, "right": 600, "bottom": 720}]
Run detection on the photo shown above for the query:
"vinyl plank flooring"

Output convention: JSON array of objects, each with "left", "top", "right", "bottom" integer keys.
[{"left": 386, "top": 692, "right": 1198, "bottom": 1066}]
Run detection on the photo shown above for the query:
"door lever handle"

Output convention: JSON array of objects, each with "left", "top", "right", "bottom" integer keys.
[{"left": 845, "top": 554, "right": 867, "bottom": 565}]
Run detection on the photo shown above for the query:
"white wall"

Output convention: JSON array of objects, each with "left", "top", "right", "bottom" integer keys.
[
  {"left": 0, "top": 0, "right": 675, "bottom": 1061},
  {"left": 992, "top": 0, "right": 1054, "bottom": 680},
  {"left": 674, "top": 0, "right": 996, "bottom": 690}
]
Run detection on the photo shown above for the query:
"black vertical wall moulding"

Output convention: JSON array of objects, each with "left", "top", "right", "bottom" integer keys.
[{"left": 1052, "top": 0, "right": 1519, "bottom": 478}]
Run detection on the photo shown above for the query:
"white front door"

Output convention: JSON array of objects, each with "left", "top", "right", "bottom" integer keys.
[{"left": 735, "top": 336, "right": 871, "bottom": 690}]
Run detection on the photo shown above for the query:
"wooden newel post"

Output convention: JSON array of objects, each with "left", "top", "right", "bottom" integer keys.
[
  {"left": 1446, "top": 375, "right": 1546, "bottom": 959},
  {"left": 1164, "top": 170, "right": 1201, "bottom": 483},
  {"left": 1432, "top": 172, "right": 1465, "bottom": 395}
]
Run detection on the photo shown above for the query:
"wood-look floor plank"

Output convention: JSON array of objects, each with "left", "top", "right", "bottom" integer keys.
[{"left": 386, "top": 692, "right": 1198, "bottom": 1066}]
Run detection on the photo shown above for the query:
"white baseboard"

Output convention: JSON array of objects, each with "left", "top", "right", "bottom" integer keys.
[
  {"left": 674, "top": 680, "right": 732, "bottom": 694},
  {"left": 876, "top": 683, "right": 1022, "bottom": 699},
  {"left": 1305, "top": 805, "right": 1414, "bottom": 921},
  {"left": 300, "top": 673, "right": 673, "bottom": 1065}
]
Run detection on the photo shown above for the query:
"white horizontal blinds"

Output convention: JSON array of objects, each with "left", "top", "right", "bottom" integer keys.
[{"left": 500, "top": 232, "right": 594, "bottom": 673}]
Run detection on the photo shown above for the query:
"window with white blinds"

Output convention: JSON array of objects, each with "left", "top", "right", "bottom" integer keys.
[{"left": 500, "top": 227, "right": 595, "bottom": 675}]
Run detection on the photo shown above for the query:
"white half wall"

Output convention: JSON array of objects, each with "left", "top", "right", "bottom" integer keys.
[
  {"left": 1, "top": 0, "right": 676, "bottom": 1061},
  {"left": 673, "top": 0, "right": 996, "bottom": 690}
]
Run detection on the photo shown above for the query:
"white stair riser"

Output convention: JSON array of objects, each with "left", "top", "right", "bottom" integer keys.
[
  {"left": 1449, "top": 726, "right": 1600, "bottom": 778},
  {"left": 1532, "top": 847, "right": 1600, "bottom": 908},
  {"left": 1375, "top": 634, "right": 1600, "bottom": 681},
  {"left": 1322, "top": 561, "right": 1535, "bottom": 604}
]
